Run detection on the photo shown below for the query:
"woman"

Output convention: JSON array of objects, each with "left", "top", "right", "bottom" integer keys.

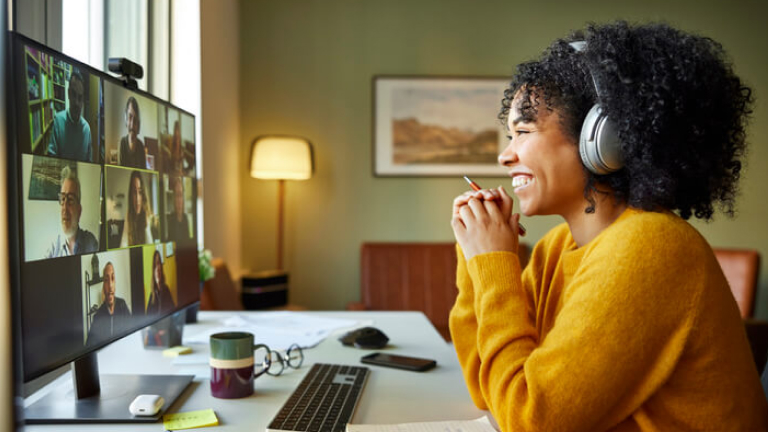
[
  {"left": 120, "top": 170, "right": 154, "bottom": 247},
  {"left": 146, "top": 250, "right": 174, "bottom": 315},
  {"left": 118, "top": 96, "right": 147, "bottom": 169},
  {"left": 166, "top": 176, "right": 190, "bottom": 243},
  {"left": 450, "top": 22, "right": 767, "bottom": 430},
  {"left": 171, "top": 120, "right": 183, "bottom": 176}
]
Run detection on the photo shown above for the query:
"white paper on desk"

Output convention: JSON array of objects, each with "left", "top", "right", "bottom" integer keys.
[
  {"left": 184, "top": 312, "right": 360, "bottom": 350},
  {"left": 183, "top": 326, "right": 319, "bottom": 349},
  {"left": 346, "top": 416, "right": 497, "bottom": 432},
  {"left": 222, "top": 312, "right": 359, "bottom": 336}
]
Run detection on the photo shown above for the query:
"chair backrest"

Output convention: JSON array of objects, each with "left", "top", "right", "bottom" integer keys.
[
  {"left": 713, "top": 248, "right": 760, "bottom": 318},
  {"left": 359, "top": 242, "right": 530, "bottom": 341},
  {"left": 200, "top": 258, "right": 244, "bottom": 311}
]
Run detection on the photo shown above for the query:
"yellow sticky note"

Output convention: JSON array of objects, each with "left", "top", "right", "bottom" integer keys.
[
  {"left": 163, "top": 346, "right": 193, "bottom": 357},
  {"left": 163, "top": 409, "right": 218, "bottom": 430}
]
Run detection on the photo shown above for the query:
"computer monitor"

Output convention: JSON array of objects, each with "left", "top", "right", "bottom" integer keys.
[{"left": 5, "top": 32, "right": 201, "bottom": 424}]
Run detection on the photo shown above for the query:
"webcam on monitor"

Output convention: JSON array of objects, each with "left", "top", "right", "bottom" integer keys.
[{"left": 108, "top": 57, "right": 143, "bottom": 90}]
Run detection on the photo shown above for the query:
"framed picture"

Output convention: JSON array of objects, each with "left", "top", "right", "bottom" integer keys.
[{"left": 373, "top": 75, "right": 510, "bottom": 177}]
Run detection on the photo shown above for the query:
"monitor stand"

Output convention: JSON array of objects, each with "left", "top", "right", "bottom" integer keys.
[{"left": 24, "top": 352, "right": 194, "bottom": 424}]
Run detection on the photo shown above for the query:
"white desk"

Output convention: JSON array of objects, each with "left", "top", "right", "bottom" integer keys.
[{"left": 25, "top": 311, "right": 488, "bottom": 431}]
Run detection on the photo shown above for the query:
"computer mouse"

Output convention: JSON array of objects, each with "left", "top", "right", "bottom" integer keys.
[{"left": 339, "top": 326, "right": 390, "bottom": 349}]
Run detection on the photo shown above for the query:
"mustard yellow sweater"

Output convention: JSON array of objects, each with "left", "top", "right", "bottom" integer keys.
[{"left": 450, "top": 208, "right": 768, "bottom": 431}]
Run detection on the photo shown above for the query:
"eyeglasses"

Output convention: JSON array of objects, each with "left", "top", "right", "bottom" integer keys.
[
  {"left": 57, "top": 192, "right": 79, "bottom": 206},
  {"left": 265, "top": 343, "right": 304, "bottom": 376}
]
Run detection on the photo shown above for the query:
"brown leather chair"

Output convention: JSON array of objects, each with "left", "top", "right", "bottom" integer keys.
[
  {"left": 200, "top": 258, "right": 244, "bottom": 311},
  {"left": 349, "top": 242, "right": 530, "bottom": 341},
  {"left": 713, "top": 248, "right": 760, "bottom": 318}
]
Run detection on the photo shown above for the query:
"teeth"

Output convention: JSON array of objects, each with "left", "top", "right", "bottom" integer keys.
[{"left": 512, "top": 176, "right": 534, "bottom": 188}]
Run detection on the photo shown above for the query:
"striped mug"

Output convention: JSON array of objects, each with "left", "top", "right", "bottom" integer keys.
[{"left": 209, "top": 332, "right": 271, "bottom": 399}]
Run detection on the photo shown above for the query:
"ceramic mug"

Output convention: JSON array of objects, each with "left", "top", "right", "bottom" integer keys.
[{"left": 209, "top": 332, "right": 271, "bottom": 399}]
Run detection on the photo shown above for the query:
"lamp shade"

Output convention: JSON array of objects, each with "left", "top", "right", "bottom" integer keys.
[{"left": 250, "top": 136, "right": 314, "bottom": 180}]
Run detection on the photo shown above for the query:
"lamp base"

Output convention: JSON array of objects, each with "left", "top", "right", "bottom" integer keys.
[{"left": 241, "top": 270, "right": 289, "bottom": 310}]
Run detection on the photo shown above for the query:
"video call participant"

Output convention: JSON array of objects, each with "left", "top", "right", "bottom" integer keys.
[
  {"left": 171, "top": 120, "right": 183, "bottom": 176},
  {"left": 87, "top": 262, "right": 131, "bottom": 345},
  {"left": 45, "top": 165, "right": 98, "bottom": 258},
  {"left": 146, "top": 250, "right": 175, "bottom": 315},
  {"left": 166, "top": 177, "right": 190, "bottom": 242},
  {"left": 47, "top": 69, "right": 92, "bottom": 162},
  {"left": 449, "top": 22, "right": 768, "bottom": 429},
  {"left": 118, "top": 96, "right": 147, "bottom": 169},
  {"left": 121, "top": 170, "right": 154, "bottom": 247}
]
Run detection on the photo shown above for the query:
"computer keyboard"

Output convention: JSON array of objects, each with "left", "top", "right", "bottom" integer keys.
[{"left": 267, "top": 363, "right": 370, "bottom": 432}]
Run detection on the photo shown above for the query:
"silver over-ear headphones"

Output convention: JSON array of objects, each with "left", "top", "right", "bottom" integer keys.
[{"left": 569, "top": 41, "right": 623, "bottom": 175}]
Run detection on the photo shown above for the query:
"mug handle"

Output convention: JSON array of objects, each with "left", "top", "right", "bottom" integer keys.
[{"left": 253, "top": 343, "right": 271, "bottom": 378}]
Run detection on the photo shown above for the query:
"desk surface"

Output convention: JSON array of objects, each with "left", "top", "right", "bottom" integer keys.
[{"left": 25, "top": 311, "right": 487, "bottom": 431}]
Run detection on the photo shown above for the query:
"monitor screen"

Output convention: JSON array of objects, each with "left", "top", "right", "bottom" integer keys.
[{"left": 6, "top": 33, "right": 200, "bottom": 384}]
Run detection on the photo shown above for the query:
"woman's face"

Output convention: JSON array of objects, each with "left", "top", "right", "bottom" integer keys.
[
  {"left": 126, "top": 103, "right": 139, "bottom": 139},
  {"left": 132, "top": 176, "right": 143, "bottom": 214},
  {"left": 498, "top": 95, "right": 586, "bottom": 219},
  {"left": 154, "top": 255, "right": 162, "bottom": 283}
]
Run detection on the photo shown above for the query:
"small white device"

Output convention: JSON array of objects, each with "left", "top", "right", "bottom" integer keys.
[{"left": 129, "top": 394, "right": 165, "bottom": 416}]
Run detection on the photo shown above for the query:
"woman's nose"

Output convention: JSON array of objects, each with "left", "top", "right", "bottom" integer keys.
[{"left": 498, "top": 141, "right": 517, "bottom": 167}]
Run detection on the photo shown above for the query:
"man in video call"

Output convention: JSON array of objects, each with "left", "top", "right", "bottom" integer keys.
[
  {"left": 45, "top": 165, "right": 98, "bottom": 258},
  {"left": 47, "top": 69, "right": 93, "bottom": 162},
  {"left": 119, "top": 96, "right": 147, "bottom": 168},
  {"left": 87, "top": 262, "right": 131, "bottom": 345}
]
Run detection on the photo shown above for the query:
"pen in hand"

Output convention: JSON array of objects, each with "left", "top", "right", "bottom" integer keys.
[{"left": 463, "top": 176, "right": 527, "bottom": 236}]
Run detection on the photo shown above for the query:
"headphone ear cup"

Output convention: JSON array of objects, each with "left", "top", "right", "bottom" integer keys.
[{"left": 579, "top": 104, "right": 623, "bottom": 174}]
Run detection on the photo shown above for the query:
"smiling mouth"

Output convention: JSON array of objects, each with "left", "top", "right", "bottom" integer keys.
[{"left": 512, "top": 176, "right": 534, "bottom": 190}]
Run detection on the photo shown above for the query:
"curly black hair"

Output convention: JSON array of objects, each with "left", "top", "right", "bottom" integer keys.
[{"left": 500, "top": 21, "right": 753, "bottom": 220}]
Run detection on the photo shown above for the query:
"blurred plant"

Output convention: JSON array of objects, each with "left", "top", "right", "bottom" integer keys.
[{"left": 198, "top": 249, "right": 216, "bottom": 282}]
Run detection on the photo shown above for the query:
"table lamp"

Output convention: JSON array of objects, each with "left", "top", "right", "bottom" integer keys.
[{"left": 250, "top": 135, "right": 314, "bottom": 270}]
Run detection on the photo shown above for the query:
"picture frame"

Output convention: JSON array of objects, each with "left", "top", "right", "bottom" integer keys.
[{"left": 372, "top": 75, "right": 510, "bottom": 177}]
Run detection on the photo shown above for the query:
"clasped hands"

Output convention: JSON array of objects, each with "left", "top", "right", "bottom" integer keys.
[{"left": 451, "top": 186, "right": 521, "bottom": 261}]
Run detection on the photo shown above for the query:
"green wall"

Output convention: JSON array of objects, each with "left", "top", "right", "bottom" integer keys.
[{"left": 239, "top": 0, "right": 768, "bottom": 314}]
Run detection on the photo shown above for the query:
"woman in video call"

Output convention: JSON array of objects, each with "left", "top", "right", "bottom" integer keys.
[
  {"left": 118, "top": 96, "right": 147, "bottom": 169},
  {"left": 166, "top": 176, "right": 190, "bottom": 242},
  {"left": 171, "top": 120, "right": 183, "bottom": 176},
  {"left": 146, "top": 250, "right": 174, "bottom": 315},
  {"left": 449, "top": 21, "right": 767, "bottom": 430},
  {"left": 120, "top": 170, "right": 154, "bottom": 247}
]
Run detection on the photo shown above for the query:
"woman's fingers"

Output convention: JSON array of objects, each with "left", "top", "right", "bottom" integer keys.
[
  {"left": 453, "top": 191, "right": 478, "bottom": 216},
  {"left": 466, "top": 197, "right": 491, "bottom": 224},
  {"left": 453, "top": 189, "right": 501, "bottom": 217},
  {"left": 496, "top": 186, "right": 511, "bottom": 218},
  {"left": 458, "top": 203, "right": 475, "bottom": 227},
  {"left": 484, "top": 197, "right": 504, "bottom": 220},
  {"left": 450, "top": 213, "right": 466, "bottom": 237}
]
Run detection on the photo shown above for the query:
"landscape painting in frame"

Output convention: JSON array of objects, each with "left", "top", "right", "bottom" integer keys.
[{"left": 373, "top": 76, "right": 509, "bottom": 177}]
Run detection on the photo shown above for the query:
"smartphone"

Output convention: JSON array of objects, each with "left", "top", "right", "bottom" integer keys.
[{"left": 360, "top": 352, "right": 437, "bottom": 372}]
